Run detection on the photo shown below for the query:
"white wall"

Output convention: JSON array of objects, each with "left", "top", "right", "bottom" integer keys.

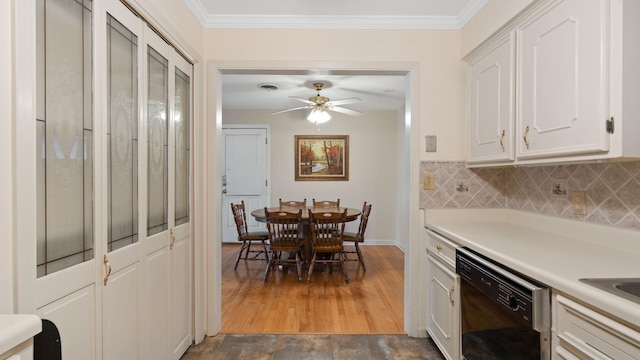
[
  {"left": 223, "top": 109, "right": 398, "bottom": 243},
  {"left": 2, "top": 0, "right": 14, "bottom": 314}
]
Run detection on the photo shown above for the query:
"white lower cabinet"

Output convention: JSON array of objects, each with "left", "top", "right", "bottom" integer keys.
[
  {"left": 553, "top": 292, "right": 640, "bottom": 359},
  {"left": 426, "top": 230, "right": 460, "bottom": 360}
]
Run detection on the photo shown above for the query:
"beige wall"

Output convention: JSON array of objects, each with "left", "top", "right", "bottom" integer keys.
[
  {"left": 461, "top": 0, "right": 534, "bottom": 56},
  {"left": 206, "top": 28, "right": 468, "bottom": 161},
  {"left": 134, "top": 0, "right": 205, "bottom": 59},
  {"left": 223, "top": 109, "right": 399, "bottom": 242}
]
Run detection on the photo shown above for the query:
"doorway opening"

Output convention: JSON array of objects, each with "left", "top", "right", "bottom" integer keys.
[{"left": 206, "top": 60, "right": 422, "bottom": 337}]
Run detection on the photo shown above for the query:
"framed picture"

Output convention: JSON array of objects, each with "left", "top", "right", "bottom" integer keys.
[{"left": 295, "top": 135, "right": 349, "bottom": 181}]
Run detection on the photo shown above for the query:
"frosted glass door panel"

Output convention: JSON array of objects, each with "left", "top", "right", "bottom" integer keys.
[
  {"left": 147, "top": 46, "right": 169, "bottom": 236},
  {"left": 36, "top": 0, "right": 94, "bottom": 277},
  {"left": 174, "top": 68, "right": 190, "bottom": 226},
  {"left": 107, "top": 14, "right": 138, "bottom": 252}
]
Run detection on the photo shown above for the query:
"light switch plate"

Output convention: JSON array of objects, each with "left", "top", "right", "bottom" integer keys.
[{"left": 425, "top": 135, "right": 437, "bottom": 152}]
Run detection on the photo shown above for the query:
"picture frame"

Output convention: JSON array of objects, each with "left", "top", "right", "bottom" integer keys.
[{"left": 295, "top": 135, "right": 349, "bottom": 181}]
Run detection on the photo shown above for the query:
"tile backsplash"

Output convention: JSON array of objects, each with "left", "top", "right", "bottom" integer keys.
[{"left": 420, "top": 161, "right": 640, "bottom": 231}]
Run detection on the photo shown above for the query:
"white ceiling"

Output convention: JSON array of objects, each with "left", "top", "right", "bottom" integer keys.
[
  {"left": 221, "top": 72, "right": 408, "bottom": 111},
  {"left": 195, "top": 0, "right": 488, "bottom": 112}
]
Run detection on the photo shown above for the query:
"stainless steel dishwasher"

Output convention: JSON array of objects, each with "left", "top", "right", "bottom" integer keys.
[{"left": 456, "top": 247, "right": 551, "bottom": 360}]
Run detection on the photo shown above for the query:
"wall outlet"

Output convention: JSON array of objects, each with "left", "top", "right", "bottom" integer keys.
[
  {"left": 551, "top": 180, "right": 568, "bottom": 198},
  {"left": 425, "top": 135, "right": 437, "bottom": 152},
  {"left": 571, "top": 191, "right": 587, "bottom": 215},
  {"left": 423, "top": 173, "right": 435, "bottom": 190},
  {"left": 455, "top": 180, "right": 469, "bottom": 192}
]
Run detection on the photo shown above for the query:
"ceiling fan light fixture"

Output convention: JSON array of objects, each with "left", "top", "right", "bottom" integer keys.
[{"left": 307, "top": 108, "right": 331, "bottom": 124}]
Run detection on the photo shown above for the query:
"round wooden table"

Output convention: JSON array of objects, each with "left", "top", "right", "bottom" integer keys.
[
  {"left": 250, "top": 206, "right": 361, "bottom": 261},
  {"left": 250, "top": 206, "right": 361, "bottom": 223}
]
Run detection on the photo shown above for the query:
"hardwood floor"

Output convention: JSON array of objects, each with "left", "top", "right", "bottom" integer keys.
[{"left": 221, "top": 244, "right": 405, "bottom": 334}]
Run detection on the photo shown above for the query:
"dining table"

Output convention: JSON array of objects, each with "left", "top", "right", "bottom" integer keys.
[{"left": 250, "top": 206, "right": 361, "bottom": 262}]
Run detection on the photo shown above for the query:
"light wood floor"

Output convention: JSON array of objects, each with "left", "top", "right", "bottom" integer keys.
[{"left": 220, "top": 244, "right": 405, "bottom": 334}]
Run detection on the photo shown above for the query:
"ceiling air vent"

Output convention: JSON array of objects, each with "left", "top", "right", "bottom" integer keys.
[{"left": 257, "top": 83, "right": 279, "bottom": 91}]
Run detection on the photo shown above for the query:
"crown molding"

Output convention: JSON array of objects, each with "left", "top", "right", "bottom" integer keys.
[
  {"left": 184, "top": 0, "right": 210, "bottom": 25},
  {"left": 457, "top": 0, "right": 490, "bottom": 27},
  {"left": 184, "top": 0, "right": 489, "bottom": 30}
]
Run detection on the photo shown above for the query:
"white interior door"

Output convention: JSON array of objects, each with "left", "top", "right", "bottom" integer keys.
[{"left": 221, "top": 127, "right": 268, "bottom": 243}]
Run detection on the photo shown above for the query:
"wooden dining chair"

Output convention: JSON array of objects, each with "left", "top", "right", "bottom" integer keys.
[
  {"left": 312, "top": 198, "right": 340, "bottom": 208},
  {"left": 342, "top": 202, "right": 372, "bottom": 271},
  {"left": 264, "top": 208, "right": 305, "bottom": 281},
  {"left": 308, "top": 208, "right": 349, "bottom": 283},
  {"left": 230, "top": 201, "right": 270, "bottom": 269},
  {"left": 279, "top": 198, "right": 307, "bottom": 209}
]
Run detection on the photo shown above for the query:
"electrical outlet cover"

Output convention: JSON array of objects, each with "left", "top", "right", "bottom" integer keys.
[
  {"left": 423, "top": 173, "right": 435, "bottom": 190},
  {"left": 571, "top": 191, "right": 587, "bottom": 215}
]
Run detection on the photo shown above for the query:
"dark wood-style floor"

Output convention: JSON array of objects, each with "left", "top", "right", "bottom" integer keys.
[{"left": 221, "top": 243, "right": 405, "bottom": 334}]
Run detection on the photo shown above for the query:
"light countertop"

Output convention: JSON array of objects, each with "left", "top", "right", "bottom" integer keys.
[
  {"left": 0, "top": 314, "right": 41, "bottom": 356},
  {"left": 424, "top": 208, "right": 640, "bottom": 330}
]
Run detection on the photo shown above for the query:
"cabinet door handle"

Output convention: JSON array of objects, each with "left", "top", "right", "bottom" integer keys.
[
  {"left": 499, "top": 129, "right": 506, "bottom": 152},
  {"left": 170, "top": 228, "right": 176, "bottom": 250},
  {"left": 103, "top": 255, "right": 112, "bottom": 286},
  {"left": 436, "top": 245, "right": 442, "bottom": 251},
  {"left": 523, "top": 125, "right": 530, "bottom": 149},
  {"left": 449, "top": 286, "right": 455, "bottom": 305}
]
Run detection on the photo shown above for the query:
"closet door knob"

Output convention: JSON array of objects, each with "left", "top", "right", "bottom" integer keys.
[{"left": 103, "top": 255, "right": 112, "bottom": 286}]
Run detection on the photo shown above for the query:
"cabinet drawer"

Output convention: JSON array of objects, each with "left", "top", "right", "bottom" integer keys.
[
  {"left": 426, "top": 229, "right": 458, "bottom": 268},
  {"left": 555, "top": 294, "right": 640, "bottom": 359}
]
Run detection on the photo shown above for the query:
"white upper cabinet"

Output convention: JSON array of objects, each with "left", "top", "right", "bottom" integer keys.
[
  {"left": 465, "top": 0, "right": 640, "bottom": 167},
  {"left": 467, "top": 32, "right": 515, "bottom": 164},
  {"left": 517, "top": 0, "right": 608, "bottom": 159}
]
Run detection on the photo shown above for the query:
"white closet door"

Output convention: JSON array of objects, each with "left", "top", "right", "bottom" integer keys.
[
  {"left": 170, "top": 55, "right": 193, "bottom": 360},
  {"left": 141, "top": 25, "right": 194, "bottom": 360},
  {"left": 20, "top": 1, "right": 193, "bottom": 359},
  {"left": 101, "top": 1, "right": 144, "bottom": 359},
  {"left": 33, "top": 0, "right": 96, "bottom": 358},
  {"left": 141, "top": 27, "right": 172, "bottom": 360}
]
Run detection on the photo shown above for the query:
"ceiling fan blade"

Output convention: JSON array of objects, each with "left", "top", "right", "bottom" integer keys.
[
  {"left": 326, "top": 97, "right": 362, "bottom": 106},
  {"left": 270, "top": 105, "right": 312, "bottom": 115},
  {"left": 288, "top": 96, "right": 316, "bottom": 105},
  {"left": 327, "top": 106, "right": 361, "bottom": 116}
]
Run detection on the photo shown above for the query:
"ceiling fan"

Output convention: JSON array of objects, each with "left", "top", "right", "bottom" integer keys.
[{"left": 271, "top": 82, "right": 362, "bottom": 124}]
